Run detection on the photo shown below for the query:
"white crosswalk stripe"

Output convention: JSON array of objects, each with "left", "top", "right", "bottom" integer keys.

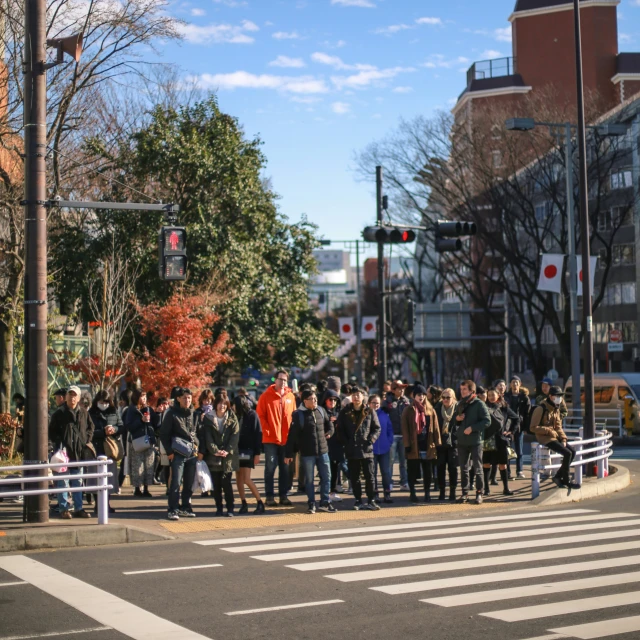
[{"left": 199, "top": 508, "right": 640, "bottom": 638}]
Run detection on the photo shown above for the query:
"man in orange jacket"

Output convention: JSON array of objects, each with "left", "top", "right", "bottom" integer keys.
[{"left": 256, "top": 369, "right": 296, "bottom": 506}]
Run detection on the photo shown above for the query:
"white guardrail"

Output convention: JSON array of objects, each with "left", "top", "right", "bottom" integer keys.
[
  {"left": 0, "top": 456, "right": 113, "bottom": 524},
  {"left": 564, "top": 409, "right": 624, "bottom": 437},
  {"left": 531, "top": 429, "right": 613, "bottom": 499}
]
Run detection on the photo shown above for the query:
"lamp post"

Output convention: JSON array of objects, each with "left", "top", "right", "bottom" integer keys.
[{"left": 505, "top": 117, "right": 626, "bottom": 439}]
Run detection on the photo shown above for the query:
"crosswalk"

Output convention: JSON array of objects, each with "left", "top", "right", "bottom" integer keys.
[{"left": 197, "top": 507, "right": 640, "bottom": 639}]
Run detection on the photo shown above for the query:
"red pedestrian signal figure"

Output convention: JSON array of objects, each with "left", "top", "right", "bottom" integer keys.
[
  {"left": 159, "top": 226, "right": 187, "bottom": 281},
  {"left": 169, "top": 230, "right": 180, "bottom": 251}
]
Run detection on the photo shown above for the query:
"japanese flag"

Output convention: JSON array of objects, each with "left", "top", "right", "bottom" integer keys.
[
  {"left": 361, "top": 316, "right": 377, "bottom": 340},
  {"left": 537, "top": 254, "right": 565, "bottom": 294},
  {"left": 338, "top": 317, "right": 355, "bottom": 341},
  {"left": 576, "top": 256, "right": 598, "bottom": 296}
]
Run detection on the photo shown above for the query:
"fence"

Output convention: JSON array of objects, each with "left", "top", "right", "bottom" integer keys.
[
  {"left": 0, "top": 456, "right": 113, "bottom": 524},
  {"left": 531, "top": 430, "right": 613, "bottom": 499},
  {"left": 565, "top": 408, "right": 624, "bottom": 437}
]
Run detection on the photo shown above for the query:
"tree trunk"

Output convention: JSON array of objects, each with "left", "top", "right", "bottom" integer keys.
[{"left": 0, "top": 321, "right": 14, "bottom": 414}]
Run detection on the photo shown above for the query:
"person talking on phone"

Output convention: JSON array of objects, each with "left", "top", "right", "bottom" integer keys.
[{"left": 125, "top": 389, "right": 155, "bottom": 498}]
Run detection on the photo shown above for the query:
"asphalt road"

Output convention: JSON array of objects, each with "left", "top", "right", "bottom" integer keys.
[{"left": 2, "top": 464, "right": 640, "bottom": 640}]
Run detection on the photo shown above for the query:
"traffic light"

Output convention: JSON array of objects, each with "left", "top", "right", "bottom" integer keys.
[
  {"left": 158, "top": 226, "right": 187, "bottom": 280},
  {"left": 362, "top": 226, "right": 416, "bottom": 244},
  {"left": 435, "top": 221, "right": 477, "bottom": 253}
]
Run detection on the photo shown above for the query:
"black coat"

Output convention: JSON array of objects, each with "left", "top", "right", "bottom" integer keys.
[
  {"left": 238, "top": 410, "right": 262, "bottom": 456},
  {"left": 382, "top": 394, "right": 411, "bottom": 436},
  {"left": 336, "top": 405, "right": 381, "bottom": 460},
  {"left": 285, "top": 407, "right": 334, "bottom": 458},
  {"left": 159, "top": 405, "right": 199, "bottom": 455},
  {"left": 325, "top": 403, "right": 344, "bottom": 463},
  {"left": 124, "top": 405, "right": 156, "bottom": 442},
  {"left": 504, "top": 391, "right": 531, "bottom": 434},
  {"left": 89, "top": 406, "right": 123, "bottom": 457},
  {"left": 48, "top": 404, "right": 95, "bottom": 462}
]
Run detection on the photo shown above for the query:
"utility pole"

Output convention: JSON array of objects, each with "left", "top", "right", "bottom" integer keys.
[
  {"left": 572, "top": 0, "right": 595, "bottom": 442},
  {"left": 23, "top": 0, "right": 49, "bottom": 522},
  {"left": 376, "top": 166, "right": 387, "bottom": 390},
  {"left": 564, "top": 123, "right": 582, "bottom": 413},
  {"left": 355, "top": 239, "right": 363, "bottom": 383}
]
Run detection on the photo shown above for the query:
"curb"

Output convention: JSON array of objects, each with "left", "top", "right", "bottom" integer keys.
[
  {"left": 0, "top": 525, "right": 173, "bottom": 553},
  {"left": 532, "top": 464, "right": 631, "bottom": 506}
]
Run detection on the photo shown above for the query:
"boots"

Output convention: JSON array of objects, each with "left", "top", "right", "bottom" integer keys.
[
  {"left": 142, "top": 485, "right": 153, "bottom": 498},
  {"left": 254, "top": 500, "right": 265, "bottom": 514},
  {"left": 238, "top": 500, "right": 249, "bottom": 514},
  {"left": 501, "top": 469, "right": 514, "bottom": 496},
  {"left": 409, "top": 489, "right": 419, "bottom": 504},
  {"left": 490, "top": 464, "right": 499, "bottom": 486},
  {"left": 383, "top": 492, "right": 393, "bottom": 504},
  {"left": 483, "top": 468, "right": 491, "bottom": 496}
]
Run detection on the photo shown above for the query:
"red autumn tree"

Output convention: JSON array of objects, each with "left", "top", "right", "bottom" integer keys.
[{"left": 132, "top": 292, "right": 232, "bottom": 395}]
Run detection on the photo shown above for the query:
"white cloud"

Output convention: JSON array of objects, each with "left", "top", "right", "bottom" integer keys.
[
  {"left": 415, "top": 17, "right": 442, "bottom": 25},
  {"left": 191, "top": 7, "right": 205, "bottom": 16},
  {"left": 480, "top": 49, "right": 503, "bottom": 59},
  {"left": 311, "top": 52, "right": 375, "bottom": 71},
  {"left": 192, "top": 71, "right": 329, "bottom": 94},
  {"left": 212, "top": 0, "right": 248, "bottom": 6},
  {"left": 331, "top": 0, "right": 375, "bottom": 7},
  {"left": 321, "top": 39, "right": 347, "bottom": 49},
  {"left": 494, "top": 26, "right": 512, "bottom": 42},
  {"left": 423, "top": 54, "right": 470, "bottom": 69},
  {"left": 331, "top": 66, "right": 415, "bottom": 90},
  {"left": 392, "top": 86, "right": 413, "bottom": 93},
  {"left": 273, "top": 30, "right": 301, "bottom": 39},
  {"left": 331, "top": 101, "right": 351, "bottom": 114},
  {"left": 269, "top": 55, "right": 306, "bottom": 68},
  {"left": 179, "top": 20, "right": 259, "bottom": 44},
  {"left": 620, "top": 33, "right": 634, "bottom": 43},
  {"left": 290, "top": 96, "right": 322, "bottom": 104}
]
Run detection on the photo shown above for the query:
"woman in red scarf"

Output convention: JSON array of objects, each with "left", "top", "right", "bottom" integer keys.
[{"left": 401, "top": 384, "right": 441, "bottom": 503}]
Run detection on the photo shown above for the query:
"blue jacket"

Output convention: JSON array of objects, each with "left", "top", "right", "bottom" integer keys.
[{"left": 373, "top": 408, "right": 394, "bottom": 455}]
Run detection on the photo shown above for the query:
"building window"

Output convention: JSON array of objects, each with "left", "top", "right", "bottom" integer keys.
[
  {"left": 594, "top": 321, "right": 638, "bottom": 343},
  {"left": 597, "top": 207, "right": 633, "bottom": 232},
  {"left": 534, "top": 201, "right": 553, "bottom": 223},
  {"left": 601, "top": 282, "right": 637, "bottom": 306},
  {"left": 613, "top": 244, "right": 635, "bottom": 266},
  {"left": 542, "top": 325, "right": 558, "bottom": 344},
  {"left": 610, "top": 169, "right": 633, "bottom": 190},
  {"left": 492, "top": 150, "right": 502, "bottom": 169}
]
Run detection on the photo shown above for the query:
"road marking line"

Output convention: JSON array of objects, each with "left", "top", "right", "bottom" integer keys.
[
  {"left": 421, "top": 569, "right": 640, "bottom": 606},
  {"left": 550, "top": 614, "right": 640, "bottom": 638},
  {"left": 289, "top": 528, "right": 640, "bottom": 571},
  {"left": 326, "top": 540, "right": 640, "bottom": 582},
  {"left": 482, "top": 590, "right": 640, "bottom": 622},
  {"left": 194, "top": 509, "right": 596, "bottom": 546},
  {"left": 254, "top": 517, "right": 640, "bottom": 562},
  {"left": 123, "top": 564, "right": 222, "bottom": 576},
  {"left": 376, "top": 556, "right": 640, "bottom": 595},
  {"left": 0, "top": 628, "right": 111, "bottom": 640},
  {"left": 0, "top": 581, "right": 27, "bottom": 587},
  {"left": 222, "top": 513, "right": 626, "bottom": 554},
  {"left": 515, "top": 635, "right": 571, "bottom": 640},
  {"left": 0, "top": 555, "right": 213, "bottom": 640},
  {"left": 225, "top": 600, "right": 344, "bottom": 616}
]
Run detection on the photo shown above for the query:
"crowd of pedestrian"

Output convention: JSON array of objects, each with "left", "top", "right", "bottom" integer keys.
[{"left": 43, "top": 372, "right": 579, "bottom": 520}]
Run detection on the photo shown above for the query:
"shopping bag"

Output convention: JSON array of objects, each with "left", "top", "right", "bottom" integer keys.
[
  {"left": 192, "top": 460, "right": 213, "bottom": 493},
  {"left": 50, "top": 447, "right": 69, "bottom": 473}
]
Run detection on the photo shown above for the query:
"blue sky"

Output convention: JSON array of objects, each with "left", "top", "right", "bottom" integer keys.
[{"left": 158, "top": 0, "right": 640, "bottom": 253}]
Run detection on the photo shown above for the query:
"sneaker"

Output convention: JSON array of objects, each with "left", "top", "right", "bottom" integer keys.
[
  {"left": 353, "top": 500, "right": 363, "bottom": 511},
  {"left": 307, "top": 504, "right": 316, "bottom": 514},
  {"left": 458, "top": 493, "right": 469, "bottom": 503},
  {"left": 366, "top": 500, "right": 381, "bottom": 511},
  {"left": 474, "top": 493, "right": 483, "bottom": 505},
  {"left": 279, "top": 497, "right": 293, "bottom": 506},
  {"left": 568, "top": 482, "right": 582, "bottom": 490},
  {"left": 226, "top": 511, "right": 234, "bottom": 517},
  {"left": 400, "top": 483, "right": 410, "bottom": 491},
  {"left": 167, "top": 510, "right": 179, "bottom": 521},
  {"left": 215, "top": 509, "right": 224, "bottom": 517},
  {"left": 265, "top": 498, "right": 278, "bottom": 507},
  {"left": 178, "top": 509, "right": 196, "bottom": 518},
  {"left": 334, "top": 486, "right": 345, "bottom": 494},
  {"left": 329, "top": 492, "right": 342, "bottom": 502},
  {"left": 503, "top": 489, "right": 515, "bottom": 496},
  {"left": 325, "top": 503, "right": 337, "bottom": 513},
  {"left": 72, "top": 509, "right": 91, "bottom": 519},
  {"left": 483, "top": 488, "right": 490, "bottom": 497},
  {"left": 516, "top": 472, "right": 526, "bottom": 480},
  {"left": 60, "top": 510, "right": 72, "bottom": 520}
]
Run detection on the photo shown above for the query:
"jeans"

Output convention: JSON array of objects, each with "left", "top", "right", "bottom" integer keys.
[
  {"left": 389, "top": 435, "right": 408, "bottom": 485},
  {"left": 330, "top": 459, "right": 349, "bottom": 492},
  {"left": 301, "top": 453, "right": 331, "bottom": 506},
  {"left": 373, "top": 452, "right": 391, "bottom": 494},
  {"left": 458, "top": 443, "right": 483, "bottom": 494},
  {"left": 408, "top": 457, "right": 432, "bottom": 495},
  {"left": 263, "top": 443, "right": 290, "bottom": 499},
  {"left": 437, "top": 446, "right": 458, "bottom": 495},
  {"left": 514, "top": 431, "right": 524, "bottom": 474},
  {"left": 546, "top": 440, "right": 576, "bottom": 484},
  {"left": 168, "top": 454, "right": 197, "bottom": 512},
  {"left": 211, "top": 470, "right": 234, "bottom": 512},
  {"left": 54, "top": 466, "right": 84, "bottom": 512},
  {"left": 348, "top": 458, "right": 375, "bottom": 502}
]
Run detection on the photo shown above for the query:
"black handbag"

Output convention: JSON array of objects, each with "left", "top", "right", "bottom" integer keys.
[
  {"left": 238, "top": 448, "right": 253, "bottom": 461},
  {"left": 171, "top": 436, "right": 195, "bottom": 457}
]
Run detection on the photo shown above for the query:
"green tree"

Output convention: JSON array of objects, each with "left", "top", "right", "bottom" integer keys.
[{"left": 50, "top": 96, "right": 337, "bottom": 370}]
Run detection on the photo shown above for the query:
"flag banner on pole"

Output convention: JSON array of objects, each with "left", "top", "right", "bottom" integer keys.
[
  {"left": 576, "top": 256, "right": 598, "bottom": 296},
  {"left": 361, "top": 316, "right": 377, "bottom": 340},
  {"left": 338, "top": 317, "right": 355, "bottom": 341},
  {"left": 537, "top": 254, "right": 565, "bottom": 293}
]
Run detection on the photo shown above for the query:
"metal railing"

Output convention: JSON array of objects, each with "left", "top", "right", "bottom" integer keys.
[
  {"left": 531, "top": 430, "right": 613, "bottom": 499},
  {"left": 466, "top": 56, "right": 517, "bottom": 87},
  {"left": 564, "top": 408, "right": 624, "bottom": 437},
  {"left": 0, "top": 456, "right": 113, "bottom": 524}
]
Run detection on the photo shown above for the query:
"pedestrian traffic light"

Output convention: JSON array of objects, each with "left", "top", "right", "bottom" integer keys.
[
  {"left": 158, "top": 226, "right": 187, "bottom": 280},
  {"left": 435, "top": 221, "right": 477, "bottom": 253},
  {"left": 362, "top": 226, "right": 416, "bottom": 244}
]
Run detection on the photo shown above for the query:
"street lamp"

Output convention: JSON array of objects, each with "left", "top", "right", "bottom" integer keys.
[{"left": 505, "top": 116, "right": 626, "bottom": 442}]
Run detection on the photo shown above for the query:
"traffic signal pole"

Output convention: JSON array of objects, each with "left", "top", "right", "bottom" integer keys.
[{"left": 376, "top": 166, "right": 387, "bottom": 390}]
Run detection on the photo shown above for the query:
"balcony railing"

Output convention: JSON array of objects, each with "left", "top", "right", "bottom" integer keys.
[{"left": 466, "top": 56, "right": 517, "bottom": 87}]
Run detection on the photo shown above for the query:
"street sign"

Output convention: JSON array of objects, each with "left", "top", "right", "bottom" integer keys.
[
  {"left": 547, "top": 369, "right": 559, "bottom": 381},
  {"left": 609, "top": 329, "right": 623, "bottom": 343},
  {"left": 608, "top": 342, "right": 623, "bottom": 352}
]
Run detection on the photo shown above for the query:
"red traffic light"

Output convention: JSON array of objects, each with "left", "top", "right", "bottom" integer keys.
[{"left": 363, "top": 226, "right": 416, "bottom": 244}]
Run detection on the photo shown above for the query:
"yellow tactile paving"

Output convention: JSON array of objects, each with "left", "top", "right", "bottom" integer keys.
[{"left": 160, "top": 500, "right": 511, "bottom": 533}]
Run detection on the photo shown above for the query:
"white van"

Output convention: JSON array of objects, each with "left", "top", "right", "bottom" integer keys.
[{"left": 565, "top": 374, "right": 640, "bottom": 435}]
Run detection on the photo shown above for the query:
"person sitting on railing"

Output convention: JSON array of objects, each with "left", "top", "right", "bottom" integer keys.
[{"left": 530, "top": 386, "right": 580, "bottom": 490}]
